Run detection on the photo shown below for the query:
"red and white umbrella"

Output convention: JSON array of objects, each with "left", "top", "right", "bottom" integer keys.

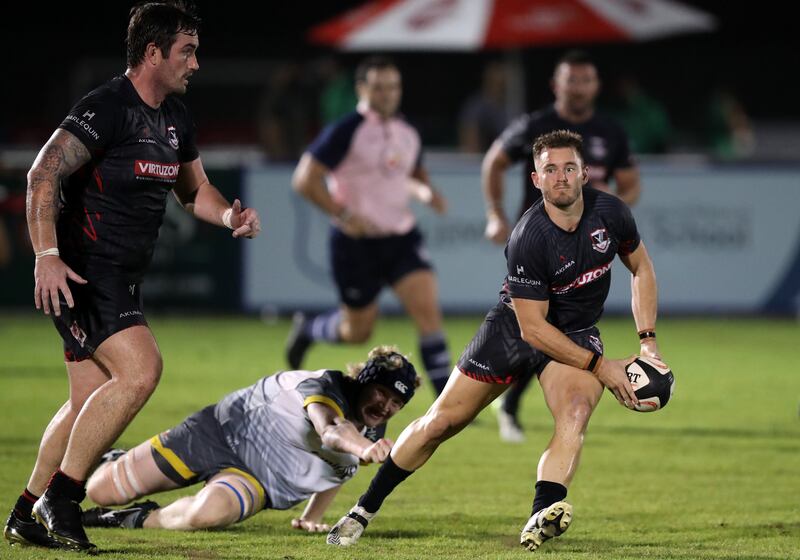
[{"left": 309, "top": 0, "right": 717, "bottom": 51}]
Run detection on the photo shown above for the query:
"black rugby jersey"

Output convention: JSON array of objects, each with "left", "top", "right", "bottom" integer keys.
[
  {"left": 502, "top": 188, "right": 640, "bottom": 333},
  {"left": 56, "top": 75, "right": 199, "bottom": 280},
  {"left": 499, "top": 105, "right": 634, "bottom": 218}
]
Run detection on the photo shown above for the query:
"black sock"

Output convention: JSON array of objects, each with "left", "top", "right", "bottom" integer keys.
[
  {"left": 420, "top": 332, "right": 451, "bottom": 395},
  {"left": 531, "top": 480, "right": 567, "bottom": 516},
  {"left": 46, "top": 469, "right": 86, "bottom": 503},
  {"left": 357, "top": 456, "right": 414, "bottom": 514},
  {"left": 13, "top": 488, "right": 39, "bottom": 520}
]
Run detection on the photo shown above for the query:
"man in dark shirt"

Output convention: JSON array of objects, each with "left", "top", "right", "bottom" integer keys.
[
  {"left": 326, "top": 130, "right": 665, "bottom": 553},
  {"left": 4, "top": 2, "right": 260, "bottom": 552},
  {"left": 482, "top": 50, "right": 642, "bottom": 441},
  {"left": 483, "top": 50, "right": 640, "bottom": 244}
]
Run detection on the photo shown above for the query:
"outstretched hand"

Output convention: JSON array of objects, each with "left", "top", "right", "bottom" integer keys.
[
  {"left": 229, "top": 199, "right": 261, "bottom": 239},
  {"left": 291, "top": 518, "right": 330, "bottom": 532},
  {"left": 359, "top": 438, "right": 393, "bottom": 464}
]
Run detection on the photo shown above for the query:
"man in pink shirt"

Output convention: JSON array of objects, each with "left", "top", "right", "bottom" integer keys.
[{"left": 288, "top": 56, "right": 451, "bottom": 396}]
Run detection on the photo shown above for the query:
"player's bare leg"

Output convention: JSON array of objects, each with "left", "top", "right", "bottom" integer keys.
[
  {"left": 392, "top": 270, "right": 451, "bottom": 395},
  {"left": 328, "top": 371, "right": 506, "bottom": 546},
  {"left": 338, "top": 302, "right": 379, "bottom": 343},
  {"left": 33, "top": 326, "right": 162, "bottom": 551},
  {"left": 4, "top": 361, "right": 107, "bottom": 549},
  {"left": 145, "top": 472, "right": 265, "bottom": 530},
  {"left": 519, "top": 361, "right": 603, "bottom": 552}
]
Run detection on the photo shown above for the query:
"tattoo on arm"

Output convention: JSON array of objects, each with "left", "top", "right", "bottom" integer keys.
[{"left": 26, "top": 131, "right": 91, "bottom": 225}]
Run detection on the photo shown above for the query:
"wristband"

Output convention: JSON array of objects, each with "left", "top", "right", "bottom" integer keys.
[
  {"left": 585, "top": 351, "right": 603, "bottom": 375},
  {"left": 222, "top": 208, "right": 234, "bottom": 229},
  {"left": 638, "top": 330, "right": 656, "bottom": 341},
  {"left": 35, "top": 247, "right": 60, "bottom": 260}
]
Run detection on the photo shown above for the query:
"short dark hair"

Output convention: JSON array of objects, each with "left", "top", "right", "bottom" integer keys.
[
  {"left": 554, "top": 49, "right": 595, "bottom": 70},
  {"left": 355, "top": 56, "right": 398, "bottom": 84},
  {"left": 532, "top": 130, "right": 584, "bottom": 162},
  {"left": 126, "top": 1, "right": 201, "bottom": 68}
]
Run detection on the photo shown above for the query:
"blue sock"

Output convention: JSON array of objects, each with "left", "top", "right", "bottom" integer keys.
[
  {"left": 420, "top": 332, "right": 451, "bottom": 395},
  {"left": 302, "top": 310, "right": 341, "bottom": 343}
]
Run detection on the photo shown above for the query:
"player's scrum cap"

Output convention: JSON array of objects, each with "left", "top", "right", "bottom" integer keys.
[{"left": 356, "top": 352, "right": 417, "bottom": 404}]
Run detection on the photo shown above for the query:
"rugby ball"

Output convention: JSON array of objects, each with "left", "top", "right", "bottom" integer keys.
[{"left": 625, "top": 357, "right": 674, "bottom": 412}]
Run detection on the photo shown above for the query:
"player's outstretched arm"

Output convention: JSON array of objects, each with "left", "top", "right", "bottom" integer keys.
[
  {"left": 512, "top": 297, "right": 638, "bottom": 408},
  {"left": 291, "top": 485, "right": 342, "bottom": 533},
  {"left": 306, "top": 402, "right": 392, "bottom": 463},
  {"left": 481, "top": 140, "right": 512, "bottom": 244},
  {"left": 27, "top": 129, "right": 90, "bottom": 316},
  {"left": 174, "top": 158, "right": 261, "bottom": 238}
]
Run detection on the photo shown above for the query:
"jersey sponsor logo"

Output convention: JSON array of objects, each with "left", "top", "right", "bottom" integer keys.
[
  {"left": 589, "top": 335, "right": 603, "bottom": 354},
  {"left": 551, "top": 261, "right": 612, "bottom": 294},
  {"left": 135, "top": 160, "right": 180, "bottom": 181},
  {"left": 167, "top": 126, "right": 179, "bottom": 150},
  {"left": 555, "top": 259, "right": 575, "bottom": 276},
  {"left": 507, "top": 275, "right": 541, "bottom": 287},
  {"left": 590, "top": 228, "right": 611, "bottom": 253},
  {"left": 394, "top": 381, "right": 408, "bottom": 394},
  {"left": 65, "top": 114, "right": 100, "bottom": 141}
]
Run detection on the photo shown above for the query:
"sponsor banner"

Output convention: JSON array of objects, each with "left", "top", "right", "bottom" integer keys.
[{"left": 242, "top": 161, "right": 800, "bottom": 315}]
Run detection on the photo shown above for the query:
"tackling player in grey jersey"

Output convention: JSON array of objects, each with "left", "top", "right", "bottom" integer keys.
[{"left": 80, "top": 347, "right": 418, "bottom": 533}]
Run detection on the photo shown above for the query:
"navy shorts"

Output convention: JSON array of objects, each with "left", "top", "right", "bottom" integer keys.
[
  {"left": 51, "top": 268, "right": 148, "bottom": 362},
  {"left": 457, "top": 302, "right": 604, "bottom": 384},
  {"left": 329, "top": 226, "right": 432, "bottom": 308}
]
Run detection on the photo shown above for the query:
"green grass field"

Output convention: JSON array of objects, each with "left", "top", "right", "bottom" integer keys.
[{"left": 1, "top": 313, "right": 799, "bottom": 559}]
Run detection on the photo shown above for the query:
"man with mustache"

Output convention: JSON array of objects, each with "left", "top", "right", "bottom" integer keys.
[{"left": 80, "top": 347, "right": 418, "bottom": 534}]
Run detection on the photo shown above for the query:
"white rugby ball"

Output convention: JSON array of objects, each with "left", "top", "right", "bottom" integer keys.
[{"left": 625, "top": 357, "right": 675, "bottom": 412}]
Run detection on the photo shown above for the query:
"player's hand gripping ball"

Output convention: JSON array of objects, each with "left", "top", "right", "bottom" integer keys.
[{"left": 625, "top": 357, "right": 675, "bottom": 412}]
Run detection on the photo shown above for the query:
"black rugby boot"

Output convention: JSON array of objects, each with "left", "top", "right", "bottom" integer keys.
[
  {"left": 83, "top": 501, "right": 159, "bottom": 529},
  {"left": 33, "top": 492, "right": 96, "bottom": 553},
  {"left": 286, "top": 312, "right": 313, "bottom": 369},
  {"left": 3, "top": 510, "right": 62, "bottom": 549}
]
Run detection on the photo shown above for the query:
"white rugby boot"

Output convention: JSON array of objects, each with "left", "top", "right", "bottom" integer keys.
[
  {"left": 519, "top": 501, "right": 572, "bottom": 552},
  {"left": 326, "top": 505, "right": 375, "bottom": 547}
]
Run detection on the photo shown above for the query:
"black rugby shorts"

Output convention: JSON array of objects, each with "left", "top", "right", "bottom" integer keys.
[
  {"left": 51, "top": 270, "right": 147, "bottom": 361},
  {"left": 457, "top": 302, "right": 604, "bottom": 383}
]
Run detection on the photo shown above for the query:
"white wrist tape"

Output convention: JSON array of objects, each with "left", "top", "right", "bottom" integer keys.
[
  {"left": 222, "top": 208, "right": 234, "bottom": 229},
  {"left": 35, "top": 247, "right": 60, "bottom": 260}
]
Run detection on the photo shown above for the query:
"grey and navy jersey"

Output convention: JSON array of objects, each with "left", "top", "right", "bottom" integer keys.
[
  {"left": 502, "top": 188, "right": 640, "bottom": 333},
  {"left": 214, "top": 369, "right": 384, "bottom": 510},
  {"left": 57, "top": 75, "right": 199, "bottom": 280},
  {"left": 499, "top": 105, "right": 634, "bottom": 218}
]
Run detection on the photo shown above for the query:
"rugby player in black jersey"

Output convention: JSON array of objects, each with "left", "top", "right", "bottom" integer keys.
[
  {"left": 327, "top": 130, "right": 665, "bottom": 552},
  {"left": 4, "top": 2, "right": 260, "bottom": 552},
  {"left": 483, "top": 50, "right": 643, "bottom": 442}
]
